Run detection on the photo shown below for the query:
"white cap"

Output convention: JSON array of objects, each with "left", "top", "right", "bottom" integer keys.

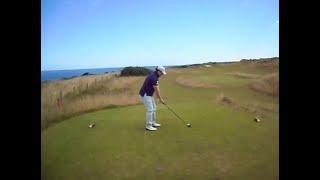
[{"left": 156, "top": 66, "right": 166, "bottom": 75}]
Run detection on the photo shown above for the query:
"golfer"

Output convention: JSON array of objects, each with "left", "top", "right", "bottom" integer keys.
[{"left": 139, "top": 66, "right": 166, "bottom": 131}]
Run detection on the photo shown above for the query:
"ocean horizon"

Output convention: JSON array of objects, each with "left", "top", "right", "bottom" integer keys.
[{"left": 41, "top": 66, "right": 157, "bottom": 82}]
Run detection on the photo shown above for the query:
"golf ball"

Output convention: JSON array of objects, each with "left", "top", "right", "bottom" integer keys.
[{"left": 187, "top": 124, "right": 191, "bottom": 127}]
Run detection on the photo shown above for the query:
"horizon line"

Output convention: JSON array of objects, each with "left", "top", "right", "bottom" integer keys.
[{"left": 41, "top": 57, "right": 278, "bottom": 71}]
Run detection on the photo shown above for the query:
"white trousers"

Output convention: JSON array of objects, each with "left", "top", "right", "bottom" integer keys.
[{"left": 140, "top": 94, "right": 157, "bottom": 127}]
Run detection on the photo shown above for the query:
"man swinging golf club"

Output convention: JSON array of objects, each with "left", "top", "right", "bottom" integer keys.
[{"left": 139, "top": 66, "right": 166, "bottom": 131}]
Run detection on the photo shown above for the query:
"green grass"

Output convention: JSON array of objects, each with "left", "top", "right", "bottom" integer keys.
[
  {"left": 198, "top": 74, "right": 249, "bottom": 86},
  {"left": 42, "top": 61, "right": 278, "bottom": 180}
]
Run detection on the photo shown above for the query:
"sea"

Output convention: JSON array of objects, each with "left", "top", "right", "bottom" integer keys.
[{"left": 41, "top": 66, "right": 157, "bottom": 82}]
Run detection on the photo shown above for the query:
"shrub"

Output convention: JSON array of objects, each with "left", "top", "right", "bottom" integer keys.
[{"left": 120, "top": 66, "right": 152, "bottom": 76}]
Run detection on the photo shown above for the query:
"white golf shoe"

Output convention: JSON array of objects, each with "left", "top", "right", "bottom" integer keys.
[
  {"left": 152, "top": 122, "right": 161, "bottom": 127},
  {"left": 146, "top": 126, "right": 157, "bottom": 131}
]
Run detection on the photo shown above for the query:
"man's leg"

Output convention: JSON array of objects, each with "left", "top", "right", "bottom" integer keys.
[
  {"left": 151, "top": 97, "right": 156, "bottom": 124},
  {"left": 151, "top": 97, "right": 161, "bottom": 127},
  {"left": 141, "top": 95, "right": 155, "bottom": 130}
]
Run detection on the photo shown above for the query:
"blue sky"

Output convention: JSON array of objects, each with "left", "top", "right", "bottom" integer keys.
[{"left": 41, "top": 0, "right": 279, "bottom": 71}]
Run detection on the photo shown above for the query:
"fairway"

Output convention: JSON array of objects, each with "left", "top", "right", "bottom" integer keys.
[{"left": 42, "top": 61, "right": 278, "bottom": 180}]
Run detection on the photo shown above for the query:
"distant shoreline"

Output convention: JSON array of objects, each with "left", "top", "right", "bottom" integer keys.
[
  {"left": 41, "top": 57, "right": 278, "bottom": 82},
  {"left": 41, "top": 66, "right": 155, "bottom": 82}
]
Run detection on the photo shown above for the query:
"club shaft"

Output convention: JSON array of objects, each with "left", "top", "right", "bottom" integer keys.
[{"left": 164, "top": 104, "right": 186, "bottom": 124}]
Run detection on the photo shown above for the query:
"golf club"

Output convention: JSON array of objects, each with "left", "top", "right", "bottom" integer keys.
[{"left": 163, "top": 103, "right": 191, "bottom": 128}]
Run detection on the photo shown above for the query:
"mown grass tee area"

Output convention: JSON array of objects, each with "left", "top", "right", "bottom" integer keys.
[{"left": 42, "top": 58, "right": 279, "bottom": 180}]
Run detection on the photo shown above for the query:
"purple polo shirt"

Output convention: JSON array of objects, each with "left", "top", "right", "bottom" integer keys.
[{"left": 139, "top": 71, "right": 159, "bottom": 96}]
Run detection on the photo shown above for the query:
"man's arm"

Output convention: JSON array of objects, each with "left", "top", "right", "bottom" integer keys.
[{"left": 153, "top": 85, "right": 165, "bottom": 104}]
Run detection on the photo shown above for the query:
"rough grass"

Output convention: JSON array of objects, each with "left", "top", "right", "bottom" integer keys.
[
  {"left": 216, "top": 92, "right": 278, "bottom": 119},
  {"left": 249, "top": 73, "right": 279, "bottom": 97},
  {"left": 216, "top": 92, "right": 233, "bottom": 105},
  {"left": 41, "top": 73, "right": 144, "bottom": 129},
  {"left": 248, "top": 59, "right": 279, "bottom": 68}
]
